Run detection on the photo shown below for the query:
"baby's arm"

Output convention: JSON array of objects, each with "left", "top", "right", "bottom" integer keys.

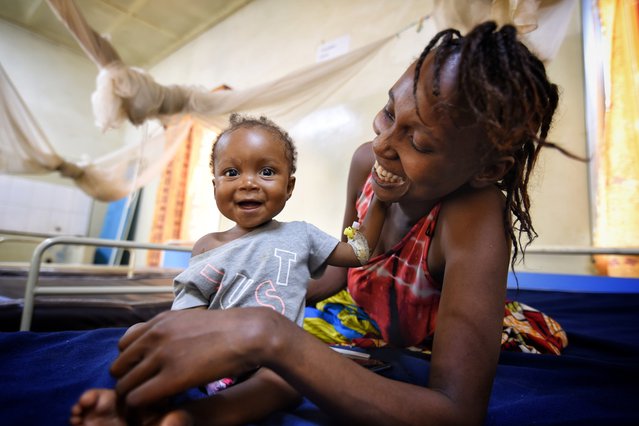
[{"left": 326, "top": 194, "right": 388, "bottom": 267}]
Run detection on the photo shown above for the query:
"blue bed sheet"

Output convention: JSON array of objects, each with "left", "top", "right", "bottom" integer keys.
[{"left": 1, "top": 288, "right": 638, "bottom": 425}]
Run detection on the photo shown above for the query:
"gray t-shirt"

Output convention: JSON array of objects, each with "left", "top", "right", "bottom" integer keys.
[{"left": 172, "top": 220, "right": 339, "bottom": 325}]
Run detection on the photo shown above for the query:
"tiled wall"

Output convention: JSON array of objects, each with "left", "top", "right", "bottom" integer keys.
[{"left": 0, "top": 175, "right": 91, "bottom": 236}]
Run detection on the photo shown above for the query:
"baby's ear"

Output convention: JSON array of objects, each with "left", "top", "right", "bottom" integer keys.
[
  {"left": 286, "top": 176, "right": 296, "bottom": 200},
  {"left": 470, "top": 156, "right": 515, "bottom": 188}
]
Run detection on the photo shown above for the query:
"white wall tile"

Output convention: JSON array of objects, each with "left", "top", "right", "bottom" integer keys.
[{"left": 0, "top": 176, "right": 91, "bottom": 236}]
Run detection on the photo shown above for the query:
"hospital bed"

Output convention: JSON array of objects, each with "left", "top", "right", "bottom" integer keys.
[{"left": 0, "top": 242, "right": 637, "bottom": 425}]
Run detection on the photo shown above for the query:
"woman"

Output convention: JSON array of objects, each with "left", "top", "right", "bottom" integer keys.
[{"left": 72, "top": 21, "right": 569, "bottom": 425}]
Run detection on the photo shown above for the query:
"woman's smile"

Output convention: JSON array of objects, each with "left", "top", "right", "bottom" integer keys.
[
  {"left": 373, "top": 160, "right": 404, "bottom": 184},
  {"left": 370, "top": 160, "right": 411, "bottom": 204}
]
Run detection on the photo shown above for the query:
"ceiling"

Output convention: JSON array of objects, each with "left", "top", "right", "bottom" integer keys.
[{"left": 0, "top": 0, "right": 254, "bottom": 67}]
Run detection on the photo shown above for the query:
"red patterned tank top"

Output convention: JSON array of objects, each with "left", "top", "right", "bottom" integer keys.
[{"left": 347, "top": 174, "right": 442, "bottom": 347}]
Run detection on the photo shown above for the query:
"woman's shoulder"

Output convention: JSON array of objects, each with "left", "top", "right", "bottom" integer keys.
[
  {"left": 436, "top": 186, "right": 508, "bottom": 251},
  {"left": 429, "top": 185, "right": 510, "bottom": 282},
  {"left": 346, "top": 142, "right": 375, "bottom": 200},
  {"left": 348, "top": 143, "right": 374, "bottom": 180},
  {"left": 351, "top": 141, "right": 374, "bottom": 164},
  {"left": 441, "top": 185, "right": 506, "bottom": 219}
]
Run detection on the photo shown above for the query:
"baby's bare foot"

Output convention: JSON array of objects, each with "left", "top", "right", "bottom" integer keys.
[
  {"left": 70, "top": 388, "right": 194, "bottom": 426},
  {"left": 69, "top": 388, "right": 123, "bottom": 426}
]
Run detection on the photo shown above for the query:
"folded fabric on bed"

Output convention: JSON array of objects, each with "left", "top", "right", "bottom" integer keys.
[{"left": 1, "top": 288, "right": 638, "bottom": 425}]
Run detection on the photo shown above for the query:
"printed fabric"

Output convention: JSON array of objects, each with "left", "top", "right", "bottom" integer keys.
[{"left": 304, "top": 290, "right": 569, "bottom": 354}]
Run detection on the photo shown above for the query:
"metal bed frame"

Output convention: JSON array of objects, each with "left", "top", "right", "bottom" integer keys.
[{"left": 18, "top": 236, "right": 191, "bottom": 331}]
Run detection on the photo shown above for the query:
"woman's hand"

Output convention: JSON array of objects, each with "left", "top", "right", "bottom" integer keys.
[{"left": 110, "top": 307, "right": 287, "bottom": 407}]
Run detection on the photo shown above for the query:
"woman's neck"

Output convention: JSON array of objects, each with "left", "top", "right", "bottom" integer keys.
[
  {"left": 375, "top": 202, "right": 437, "bottom": 254},
  {"left": 393, "top": 200, "right": 438, "bottom": 226}
]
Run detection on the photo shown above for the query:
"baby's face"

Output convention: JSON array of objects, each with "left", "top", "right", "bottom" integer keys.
[{"left": 213, "top": 127, "right": 295, "bottom": 231}]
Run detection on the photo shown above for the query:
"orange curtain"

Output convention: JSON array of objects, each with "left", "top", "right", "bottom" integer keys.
[
  {"left": 147, "top": 117, "right": 195, "bottom": 266},
  {"left": 147, "top": 84, "right": 230, "bottom": 266},
  {"left": 595, "top": 0, "right": 639, "bottom": 277}
]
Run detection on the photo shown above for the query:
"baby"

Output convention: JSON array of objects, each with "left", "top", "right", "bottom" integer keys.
[{"left": 172, "top": 113, "right": 387, "bottom": 325}]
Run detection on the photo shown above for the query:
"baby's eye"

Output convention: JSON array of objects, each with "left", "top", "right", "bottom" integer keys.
[
  {"left": 260, "top": 167, "right": 275, "bottom": 177},
  {"left": 223, "top": 168, "right": 239, "bottom": 177}
]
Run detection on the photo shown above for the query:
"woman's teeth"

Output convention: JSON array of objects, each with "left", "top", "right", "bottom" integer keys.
[{"left": 374, "top": 161, "right": 404, "bottom": 183}]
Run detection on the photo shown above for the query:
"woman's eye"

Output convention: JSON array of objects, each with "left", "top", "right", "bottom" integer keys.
[
  {"left": 224, "top": 169, "right": 239, "bottom": 177},
  {"left": 411, "top": 136, "right": 435, "bottom": 154},
  {"left": 412, "top": 143, "right": 433, "bottom": 154},
  {"left": 260, "top": 167, "right": 275, "bottom": 177}
]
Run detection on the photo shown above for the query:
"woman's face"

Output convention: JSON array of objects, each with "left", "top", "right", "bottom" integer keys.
[
  {"left": 213, "top": 127, "right": 295, "bottom": 231},
  {"left": 371, "top": 52, "right": 486, "bottom": 211}
]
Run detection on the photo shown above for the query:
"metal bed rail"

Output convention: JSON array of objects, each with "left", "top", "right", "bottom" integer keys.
[
  {"left": 19, "top": 236, "right": 192, "bottom": 331},
  {"left": 0, "top": 229, "right": 61, "bottom": 238},
  {"left": 526, "top": 246, "right": 639, "bottom": 255},
  {"left": 0, "top": 236, "right": 49, "bottom": 245},
  {"left": 0, "top": 229, "right": 59, "bottom": 247}
]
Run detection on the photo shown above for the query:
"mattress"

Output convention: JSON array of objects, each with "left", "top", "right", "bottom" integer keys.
[
  {"left": 0, "top": 275, "right": 637, "bottom": 425},
  {"left": 0, "top": 264, "right": 176, "bottom": 331}
]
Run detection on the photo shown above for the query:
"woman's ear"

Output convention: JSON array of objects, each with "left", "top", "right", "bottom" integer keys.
[
  {"left": 286, "top": 176, "right": 296, "bottom": 200},
  {"left": 470, "top": 156, "right": 515, "bottom": 188}
]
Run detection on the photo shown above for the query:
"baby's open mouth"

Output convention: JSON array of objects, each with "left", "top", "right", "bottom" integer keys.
[
  {"left": 238, "top": 201, "right": 262, "bottom": 209},
  {"left": 374, "top": 161, "right": 404, "bottom": 184}
]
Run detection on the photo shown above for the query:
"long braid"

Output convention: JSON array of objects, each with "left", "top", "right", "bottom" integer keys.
[
  {"left": 413, "top": 29, "right": 461, "bottom": 98},
  {"left": 412, "top": 21, "right": 572, "bottom": 271}
]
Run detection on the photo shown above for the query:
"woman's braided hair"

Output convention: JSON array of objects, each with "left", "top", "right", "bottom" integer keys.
[
  {"left": 413, "top": 21, "right": 578, "bottom": 270},
  {"left": 210, "top": 113, "right": 298, "bottom": 175}
]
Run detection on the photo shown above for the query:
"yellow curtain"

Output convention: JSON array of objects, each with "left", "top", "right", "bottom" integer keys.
[{"left": 595, "top": 0, "right": 639, "bottom": 277}]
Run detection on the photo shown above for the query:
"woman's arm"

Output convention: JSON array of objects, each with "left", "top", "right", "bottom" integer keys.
[
  {"left": 307, "top": 142, "right": 376, "bottom": 302},
  {"left": 425, "top": 186, "right": 511, "bottom": 424},
  {"left": 279, "top": 189, "right": 509, "bottom": 425},
  {"left": 111, "top": 305, "right": 477, "bottom": 425}
]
